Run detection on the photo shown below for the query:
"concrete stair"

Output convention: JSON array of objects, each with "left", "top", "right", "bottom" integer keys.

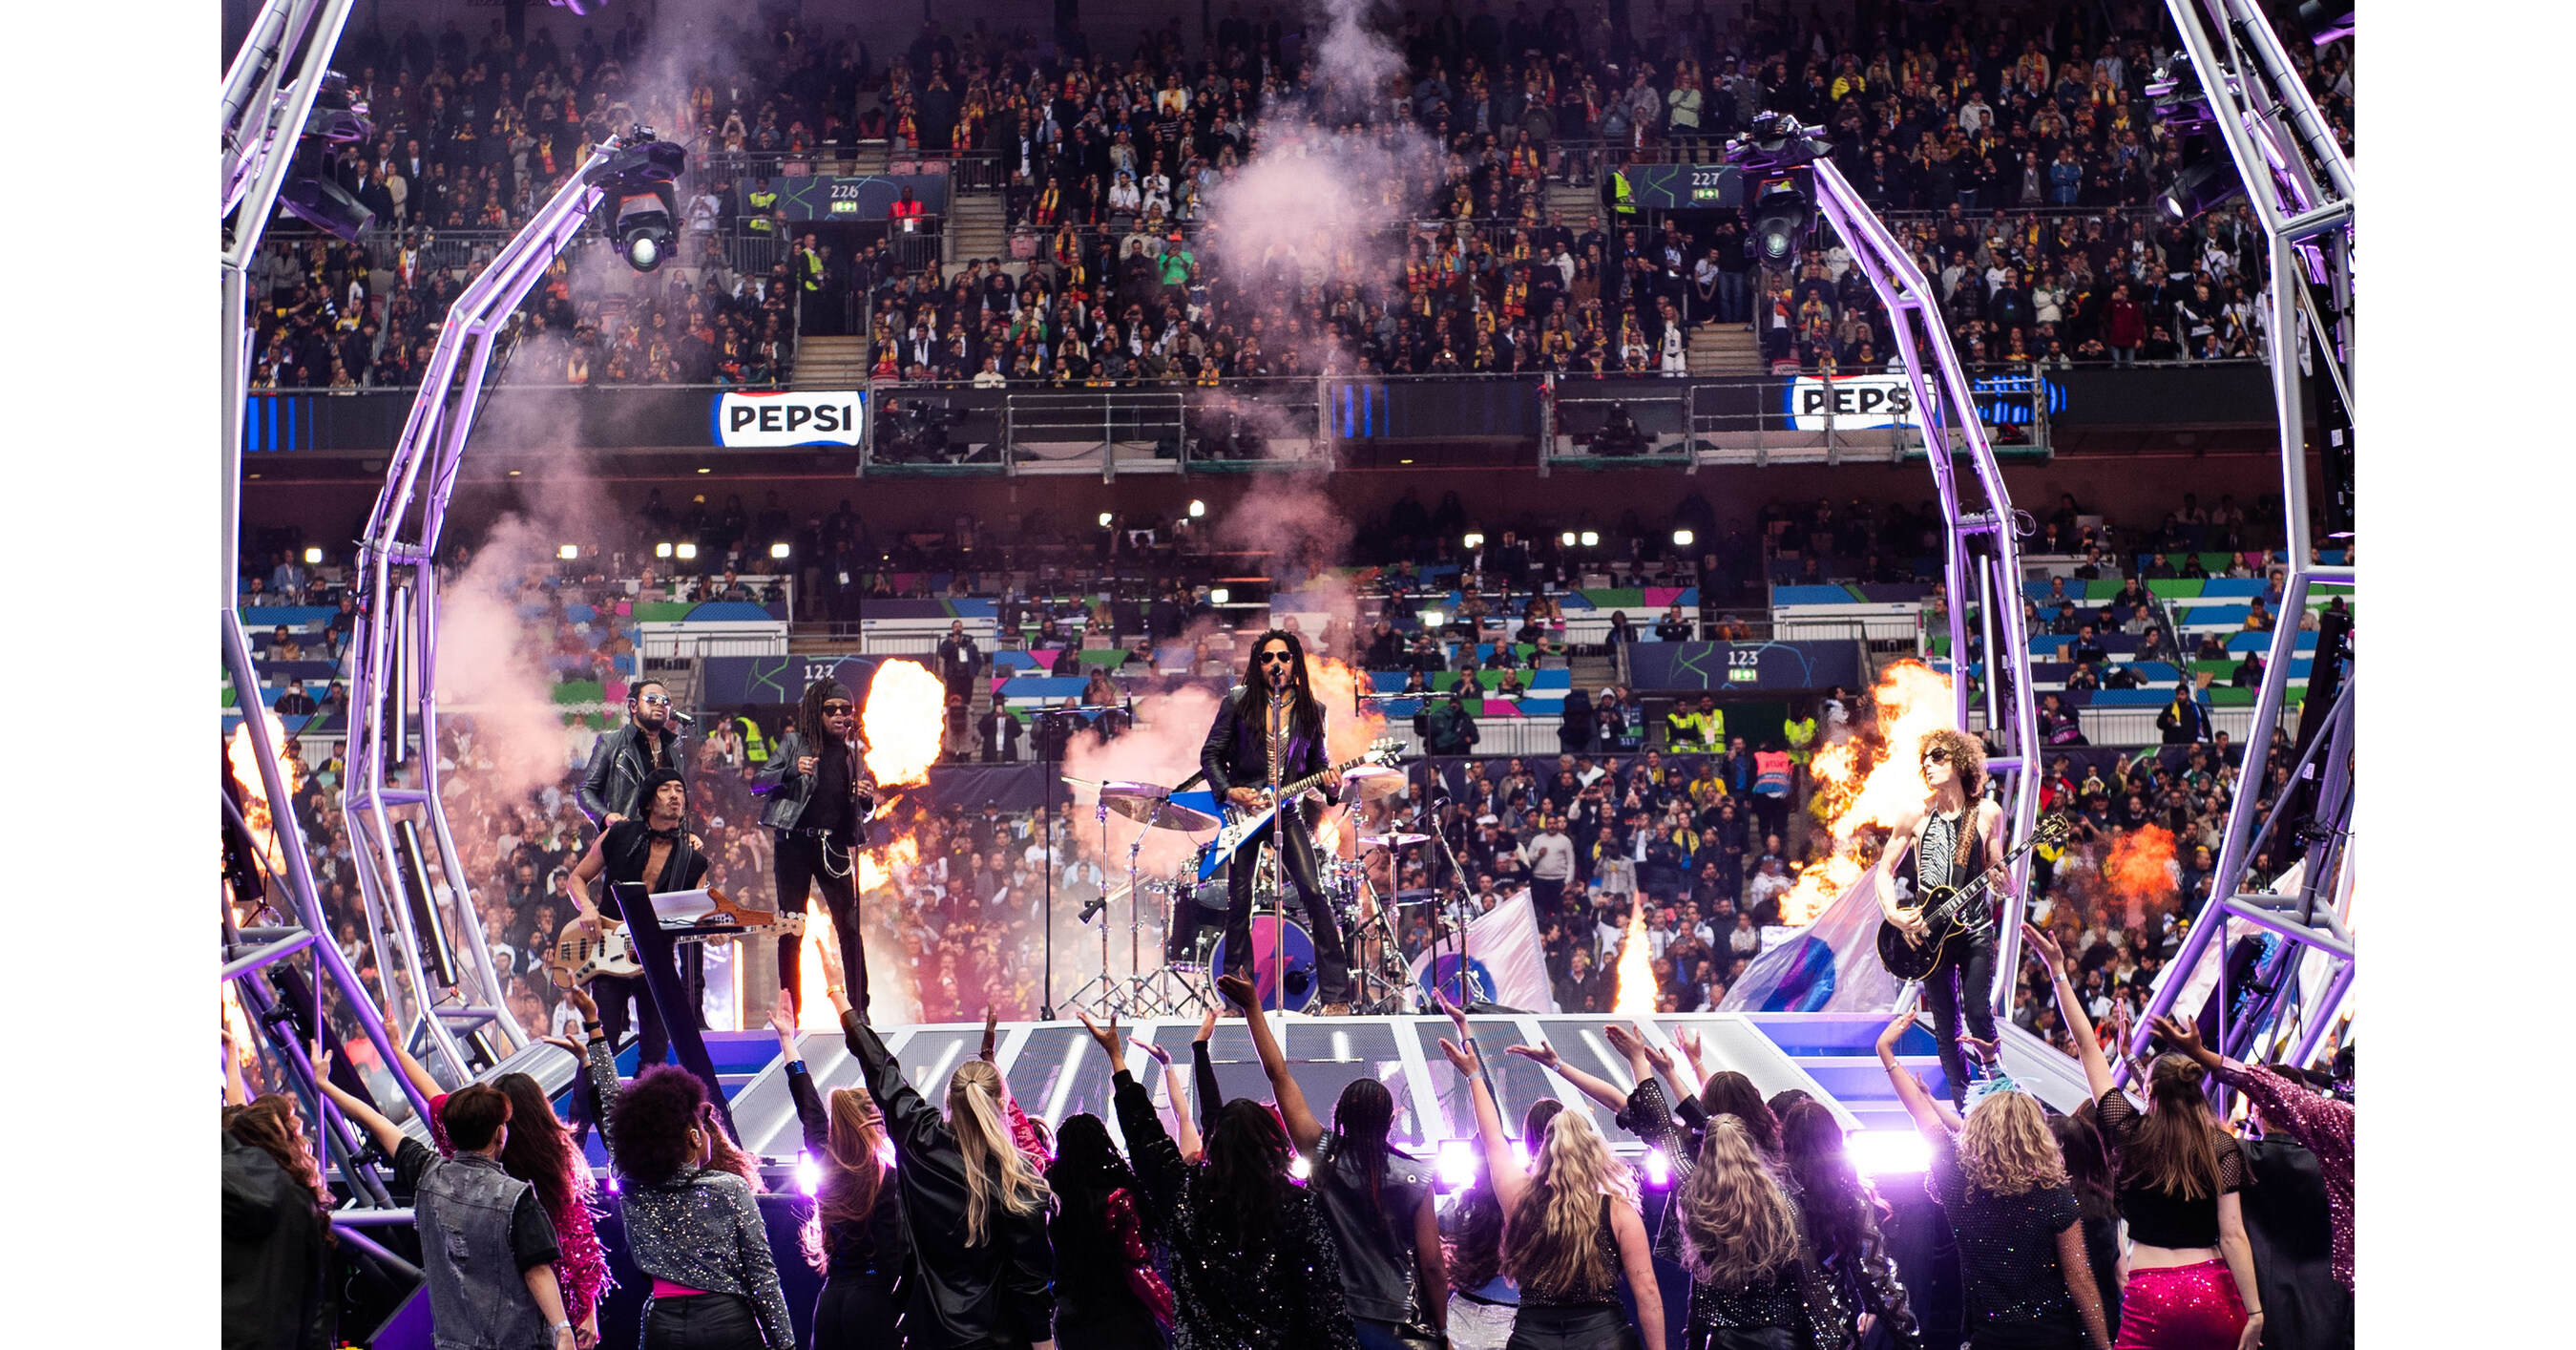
[
  {"left": 1688, "top": 322, "right": 1767, "bottom": 377},
  {"left": 791, "top": 335, "right": 870, "bottom": 390},
  {"left": 1545, "top": 176, "right": 1604, "bottom": 232},
  {"left": 946, "top": 188, "right": 1010, "bottom": 274}
]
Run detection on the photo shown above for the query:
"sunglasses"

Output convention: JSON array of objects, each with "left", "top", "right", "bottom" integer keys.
[
  {"left": 822, "top": 703, "right": 854, "bottom": 715},
  {"left": 1258, "top": 650, "right": 1293, "bottom": 664},
  {"left": 639, "top": 694, "right": 672, "bottom": 707},
  {"left": 1921, "top": 749, "right": 1952, "bottom": 764}
]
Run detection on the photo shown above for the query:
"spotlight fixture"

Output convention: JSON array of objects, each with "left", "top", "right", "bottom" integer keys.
[
  {"left": 2157, "top": 157, "right": 2245, "bottom": 222},
  {"left": 2296, "top": 0, "right": 2355, "bottom": 43},
  {"left": 1672, "top": 529, "right": 1695, "bottom": 547},
  {"left": 675, "top": 543, "right": 699, "bottom": 560},
  {"left": 1744, "top": 179, "right": 1814, "bottom": 266},
  {"left": 769, "top": 542, "right": 792, "bottom": 559},
  {"left": 278, "top": 72, "right": 375, "bottom": 241},
  {"left": 1580, "top": 531, "right": 1600, "bottom": 548},
  {"left": 695, "top": 467, "right": 711, "bottom": 475},
  {"left": 1098, "top": 512, "right": 1115, "bottom": 528},
  {"left": 2146, "top": 54, "right": 2219, "bottom": 132},
  {"left": 303, "top": 546, "right": 324, "bottom": 564},
  {"left": 1722, "top": 111, "right": 1830, "bottom": 172},
  {"left": 1463, "top": 533, "right": 1485, "bottom": 550},
  {"left": 654, "top": 541, "right": 674, "bottom": 559},
  {"left": 1188, "top": 499, "right": 1207, "bottom": 517},
  {"left": 1209, "top": 587, "right": 1230, "bottom": 604},
  {"left": 557, "top": 544, "right": 580, "bottom": 560},
  {"left": 587, "top": 130, "right": 686, "bottom": 273},
  {"left": 1559, "top": 532, "right": 1577, "bottom": 547},
  {"left": 1421, "top": 610, "right": 1446, "bottom": 627}
]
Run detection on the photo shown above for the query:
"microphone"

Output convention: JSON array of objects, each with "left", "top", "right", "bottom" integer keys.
[{"left": 668, "top": 710, "right": 697, "bottom": 726}]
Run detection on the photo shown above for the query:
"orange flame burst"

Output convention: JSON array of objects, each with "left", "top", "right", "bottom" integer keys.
[
  {"left": 1612, "top": 897, "right": 1658, "bottom": 1014},
  {"left": 1773, "top": 661, "right": 1958, "bottom": 927},
  {"left": 2104, "top": 825, "right": 2178, "bottom": 909},
  {"left": 226, "top": 711, "right": 304, "bottom": 882},
  {"left": 1304, "top": 653, "right": 1391, "bottom": 764},
  {"left": 862, "top": 659, "right": 947, "bottom": 787}
]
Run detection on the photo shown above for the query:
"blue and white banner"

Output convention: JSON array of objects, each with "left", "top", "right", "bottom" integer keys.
[{"left": 1410, "top": 892, "right": 1560, "bottom": 1013}]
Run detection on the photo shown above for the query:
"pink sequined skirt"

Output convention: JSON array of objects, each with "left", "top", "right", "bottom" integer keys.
[{"left": 2114, "top": 1258, "right": 2247, "bottom": 1350}]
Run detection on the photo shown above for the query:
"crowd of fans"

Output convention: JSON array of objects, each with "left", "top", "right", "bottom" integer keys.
[{"left": 252, "top": 0, "right": 2347, "bottom": 390}]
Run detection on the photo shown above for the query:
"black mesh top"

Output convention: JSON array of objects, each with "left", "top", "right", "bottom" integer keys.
[
  {"left": 2097, "top": 1088, "right": 2247, "bottom": 1250},
  {"left": 1925, "top": 1133, "right": 2086, "bottom": 1343},
  {"left": 1518, "top": 1193, "right": 1623, "bottom": 1309}
]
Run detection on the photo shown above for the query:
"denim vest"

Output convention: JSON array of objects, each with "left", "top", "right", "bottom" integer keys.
[{"left": 416, "top": 1152, "right": 548, "bottom": 1350}]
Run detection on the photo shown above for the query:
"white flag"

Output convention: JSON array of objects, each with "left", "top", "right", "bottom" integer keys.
[{"left": 1408, "top": 892, "right": 1560, "bottom": 1014}]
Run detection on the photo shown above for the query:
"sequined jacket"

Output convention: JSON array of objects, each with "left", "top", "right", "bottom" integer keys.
[
  {"left": 2216, "top": 1061, "right": 2353, "bottom": 1290},
  {"left": 587, "top": 1040, "right": 798, "bottom": 1349},
  {"left": 1110, "top": 1067, "right": 1362, "bottom": 1350}
]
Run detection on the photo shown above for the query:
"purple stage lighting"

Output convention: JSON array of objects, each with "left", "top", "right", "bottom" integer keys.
[
  {"left": 797, "top": 1150, "right": 822, "bottom": 1197},
  {"left": 1846, "top": 1130, "right": 1932, "bottom": 1175},
  {"left": 1642, "top": 1145, "right": 1672, "bottom": 1190},
  {"left": 1435, "top": 1139, "right": 1478, "bottom": 1191}
]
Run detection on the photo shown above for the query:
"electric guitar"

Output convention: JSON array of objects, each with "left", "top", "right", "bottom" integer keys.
[
  {"left": 1875, "top": 812, "right": 2071, "bottom": 983},
  {"left": 546, "top": 888, "right": 782, "bottom": 987},
  {"left": 1197, "top": 739, "right": 1406, "bottom": 881}
]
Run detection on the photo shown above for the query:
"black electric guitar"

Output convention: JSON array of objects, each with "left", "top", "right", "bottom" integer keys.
[{"left": 1875, "top": 812, "right": 2070, "bottom": 982}]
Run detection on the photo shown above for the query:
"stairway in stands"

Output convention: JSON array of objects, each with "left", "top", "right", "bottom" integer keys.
[
  {"left": 1569, "top": 647, "right": 1617, "bottom": 699},
  {"left": 791, "top": 335, "right": 870, "bottom": 390},
  {"left": 1544, "top": 175, "right": 1604, "bottom": 231},
  {"left": 1688, "top": 321, "right": 1768, "bottom": 376},
  {"left": 946, "top": 187, "right": 1011, "bottom": 275}
]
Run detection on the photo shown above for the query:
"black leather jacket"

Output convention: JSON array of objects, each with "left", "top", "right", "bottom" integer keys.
[
  {"left": 1198, "top": 690, "right": 1339, "bottom": 812},
  {"left": 576, "top": 722, "right": 683, "bottom": 827},
  {"left": 750, "top": 730, "right": 878, "bottom": 834}
]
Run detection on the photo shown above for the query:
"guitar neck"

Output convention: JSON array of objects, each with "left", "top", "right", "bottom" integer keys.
[
  {"left": 1272, "top": 755, "right": 1369, "bottom": 800},
  {"left": 1932, "top": 825, "right": 2055, "bottom": 919}
]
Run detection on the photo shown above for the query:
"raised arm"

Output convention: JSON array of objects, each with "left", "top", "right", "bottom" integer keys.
[
  {"left": 1136, "top": 1037, "right": 1203, "bottom": 1165},
  {"left": 1876, "top": 1001, "right": 1955, "bottom": 1140},
  {"left": 845, "top": 1007, "right": 949, "bottom": 1162},
  {"left": 1217, "top": 973, "right": 1322, "bottom": 1155},
  {"left": 1665, "top": 1023, "right": 1707, "bottom": 1098},
  {"left": 769, "top": 990, "right": 828, "bottom": 1155},
  {"left": 318, "top": 1067, "right": 409, "bottom": 1157},
  {"left": 221, "top": 1029, "right": 250, "bottom": 1108},
  {"left": 2024, "top": 923, "right": 2114, "bottom": 1100},
  {"left": 1091, "top": 1012, "right": 1188, "bottom": 1222},
  {"left": 1503, "top": 1039, "right": 1628, "bottom": 1115},
  {"left": 1437, "top": 1030, "right": 1526, "bottom": 1213}
]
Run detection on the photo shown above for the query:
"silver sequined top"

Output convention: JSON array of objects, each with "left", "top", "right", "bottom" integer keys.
[{"left": 587, "top": 1040, "right": 797, "bottom": 1349}]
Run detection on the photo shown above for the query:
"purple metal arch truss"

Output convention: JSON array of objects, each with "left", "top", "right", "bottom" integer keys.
[
  {"left": 1805, "top": 158, "right": 2044, "bottom": 1015},
  {"left": 337, "top": 146, "right": 613, "bottom": 1081},
  {"left": 2121, "top": 0, "right": 2357, "bottom": 1082}
]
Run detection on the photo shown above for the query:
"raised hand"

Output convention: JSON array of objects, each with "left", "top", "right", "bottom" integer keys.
[
  {"left": 564, "top": 985, "right": 598, "bottom": 1023},
  {"left": 980, "top": 1005, "right": 1001, "bottom": 1062},
  {"left": 2020, "top": 920, "right": 2065, "bottom": 974},
  {"left": 1602, "top": 1023, "right": 1644, "bottom": 1059},
  {"left": 1504, "top": 1041, "right": 1561, "bottom": 1069},
  {"left": 767, "top": 989, "right": 798, "bottom": 1041},
  {"left": 1633, "top": 1024, "right": 1676, "bottom": 1078},
  {"left": 2152, "top": 1013, "right": 2219, "bottom": 1069},
  {"left": 1075, "top": 1008, "right": 1124, "bottom": 1066},
  {"left": 1194, "top": 994, "right": 1220, "bottom": 1044},
  {"left": 1673, "top": 1024, "right": 1705, "bottom": 1068},
  {"left": 1138, "top": 1037, "right": 1173, "bottom": 1068},
  {"left": 1214, "top": 973, "right": 1258, "bottom": 1013},
  {"left": 1435, "top": 986, "right": 1473, "bottom": 1041},
  {"left": 1438, "top": 1037, "right": 1483, "bottom": 1076},
  {"left": 1876, "top": 991, "right": 1920, "bottom": 1061}
]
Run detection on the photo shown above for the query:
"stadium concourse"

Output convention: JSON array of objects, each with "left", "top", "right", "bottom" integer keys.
[{"left": 218, "top": 1, "right": 2356, "bottom": 1350}]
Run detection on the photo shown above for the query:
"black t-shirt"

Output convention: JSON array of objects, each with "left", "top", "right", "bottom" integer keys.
[
  {"left": 394, "top": 1138, "right": 563, "bottom": 1271},
  {"left": 2096, "top": 1088, "right": 2244, "bottom": 1248},
  {"left": 1927, "top": 1134, "right": 2087, "bottom": 1346},
  {"left": 806, "top": 744, "right": 850, "bottom": 839}
]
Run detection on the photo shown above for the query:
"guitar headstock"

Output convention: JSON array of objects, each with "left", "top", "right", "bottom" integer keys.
[
  {"left": 1364, "top": 736, "right": 1406, "bottom": 768},
  {"left": 2032, "top": 812, "right": 2073, "bottom": 845}
]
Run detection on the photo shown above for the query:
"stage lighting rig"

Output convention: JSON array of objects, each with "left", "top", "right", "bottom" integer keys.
[
  {"left": 588, "top": 129, "right": 686, "bottom": 272},
  {"left": 1744, "top": 179, "right": 1815, "bottom": 265},
  {"left": 2147, "top": 53, "right": 2225, "bottom": 132},
  {"left": 278, "top": 71, "right": 375, "bottom": 241},
  {"left": 2296, "top": 0, "right": 2355, "bottom": 44},
  {"left": 1723, "top": 111, "right": 1830, "bottom": 172},
  {"left": 1725, "top": 114, "right": 1827, "bottom": 266},
  {"left": 2157, "top": 156, "right": 2247, "bottom": 221}
]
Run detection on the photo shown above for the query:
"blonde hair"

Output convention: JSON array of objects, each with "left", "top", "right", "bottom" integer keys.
[
  {"left": 948, "top": 1059, "right": 1052, "bottom": 1246},
  {"left": 1503, "top": 1109, "right": 1639, "bottom": 1297},
  {"left": 1675, "top": 1116, "right": 1805, "bottom": 1290},
  {"left": 1958, "top": 1091, "right": 2067, "bottom": 1197}
]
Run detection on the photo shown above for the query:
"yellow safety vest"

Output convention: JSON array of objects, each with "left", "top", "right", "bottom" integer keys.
[
  {"left": 735, "top": 715, "right": 770, "bottom": 765},
  {"left": 746, "top": 189, "right": 779, "bottom": 232},
  {"left": 1613, "top": 170, "right": 1637, "bottom": 215}
]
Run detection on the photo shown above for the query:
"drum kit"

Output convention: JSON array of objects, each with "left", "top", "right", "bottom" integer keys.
[{"left": 1058, "top": 762, "right": 1430, "bottom": 1017}]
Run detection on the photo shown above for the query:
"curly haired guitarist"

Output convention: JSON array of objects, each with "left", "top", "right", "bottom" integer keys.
[{"left": 1870, "top": 728, "right": 2013, "bottom": 1107}]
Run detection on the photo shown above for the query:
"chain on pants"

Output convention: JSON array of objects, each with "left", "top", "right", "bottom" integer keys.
[{"left": 773, "top": 832, "right": 869, "bottom": 1016}]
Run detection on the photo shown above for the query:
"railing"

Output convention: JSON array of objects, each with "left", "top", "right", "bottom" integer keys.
[{"left": 695, "top": 148, "right": 1010, "bottom": 192}]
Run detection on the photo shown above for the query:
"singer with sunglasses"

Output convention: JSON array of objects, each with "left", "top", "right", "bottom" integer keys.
[
  {"left": 755, "top": 679, "right": 880, "bottom": 1016},
  {"left": 1199, "top": 628, "right": 1357, "bottom": 1013},
  {"left": 578, "top": 677, "right": 690, "bottom": 831}
]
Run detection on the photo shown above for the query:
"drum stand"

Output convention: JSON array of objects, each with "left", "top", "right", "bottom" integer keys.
[
  {"left": 1061, "top": 796, "right": 1130, "bottom": 1016},
  {"left": 1346, "top": 850, "right": 1420, "bottom": 1014}
]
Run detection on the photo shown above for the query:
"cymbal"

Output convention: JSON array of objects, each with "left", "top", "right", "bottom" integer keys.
[
  {"left": 1099, "top": 780, "right": 1223, "bottom": 832},
  {"left": 1341, "top": 765, "right": 1407, "bottom": 800},
  {"left": 1359, "top": 832, "right": 1431, "bottom": 849},
  {"left": 1059, "top": 774, "right": 1101, "bottom": 789}
]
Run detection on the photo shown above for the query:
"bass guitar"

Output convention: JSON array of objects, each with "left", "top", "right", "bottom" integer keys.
[
  {"left": 1875, "top": 812, "right": 2071, "bottom": 982},
  {"left": 546, "top": 887, "right": 782, "bottom": 987},
  {"left": 1197, "top": 739, "right": 1406, "bottom": 881}
]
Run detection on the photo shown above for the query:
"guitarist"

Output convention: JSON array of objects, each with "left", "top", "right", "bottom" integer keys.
[
  {"left": 559, "top": 770, "right": 710, "bottom": 1069},
  {"left": 1198, "top": 628, "right": 1355, "bottom": 1014},
  {"left": 753, "top": 678, "right": 879, "bottom": 1016},
  {"left": 1871, "top": 728, "right": 2008, "bottom": 1109}
]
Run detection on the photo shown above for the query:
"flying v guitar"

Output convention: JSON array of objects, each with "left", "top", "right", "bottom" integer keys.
[{"left": 1195, "top": 739, "right": 1406, "bottom": 881}]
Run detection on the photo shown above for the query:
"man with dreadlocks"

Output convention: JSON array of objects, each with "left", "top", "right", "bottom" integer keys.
[
  {"left": 755, "top": 677, "right": 880, "bottom": 1015},
  {"left": 1198, "top": 627, "right": 1356, "bottom": 1014}
]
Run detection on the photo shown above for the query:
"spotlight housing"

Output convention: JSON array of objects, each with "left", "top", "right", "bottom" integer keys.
[
  {"left": 1188, "top": 499, "right": 1207, "bottom": 518},
  {"left": 2296, "top": 0, "right": 2355, "bottom": 43},
  {"left": 588, "top": 131, "right": 686, "bottom": 274},
  {"left": 654, "top": 541, "right": 674, "bottom": 559},
  {"left": 675, "top": 543, "right": 699, "bottom": 560},
  {"left": 1560, "top": 532, "right": 1576, "bottom": 547},
  {"left": 1209, "top": 587, "right": 1230, "bottom": 604},
  {"left": 277, "top": 72, "right": 376, "bottom": 241},
  {"left": 2146, "top": 55, "right": 2219, "bottom": 132},
  {"left": 1672, "top": 529, "right": 1695, "bottom": 547},
  {"left": 303, "top": 547, "right": 324, "bottom": 564},
  {"left": 1098, "top": 513, "right": 1115, "bottom": 528},
  {"left": 1463, "top": 533, "right": 1485, "bottom": 550},
  {"left": 1722, "top": 111, "right": 1830, "bottom": 172},
  {"left": 1744, "top": 179, "right": 1814, "bottom": 266},
  {"left": 1580, "top": 531, "right": 1600, "bottom": 548},
  {"left": 769, "top": 542, "right": 792, "bottom": 559},
  {"left": 557, "top": 544, "right": 580, "bottom": 560},
  {"left": 2157, "top": 157, "right": 2246, "bottom": 221}
]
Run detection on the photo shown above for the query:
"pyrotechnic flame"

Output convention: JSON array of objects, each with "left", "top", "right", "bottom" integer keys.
[
  {"left": 2105, "top": 826, "right": 2179, "bottom": 909},
  {"left": 799, "top": 835, "right": 922, "bottom": 1029},
  {"left": 1612, "top": 898, "right": 1658, "bottom": 1015},
  {"left": 862, "top": 660, "right": 946, "bottom": 787},
  {"left": 1304, "top": 653, "right": 1390, "bottom": 764},
  {"left": 226, "top": 711, "right": 304, "bottom": 882},
  {"left": 1774, "top": 661, "right": 1958, "bottom": 927}
]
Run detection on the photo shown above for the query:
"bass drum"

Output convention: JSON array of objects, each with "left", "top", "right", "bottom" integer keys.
[{"left": 1208, "top": 917, "right": 1318, "bottom": 1013}]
